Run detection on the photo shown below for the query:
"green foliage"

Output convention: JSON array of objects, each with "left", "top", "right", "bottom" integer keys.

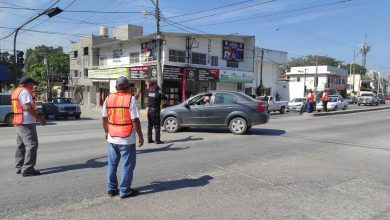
[{"left": 255, "top": 85, "right": 270, "bottom": 96}]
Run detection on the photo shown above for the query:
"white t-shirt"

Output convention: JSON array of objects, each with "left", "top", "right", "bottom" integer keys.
[
  {"left": 102, "top": 96, "right": 140, "bottom": 145},
  {"left": 19, "top": 89, "right": 37, "bottom": 124}
]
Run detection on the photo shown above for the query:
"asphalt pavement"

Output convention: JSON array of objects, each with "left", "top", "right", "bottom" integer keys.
[{"left": 1, "top": 108, "right": 390, "bottom": 219}]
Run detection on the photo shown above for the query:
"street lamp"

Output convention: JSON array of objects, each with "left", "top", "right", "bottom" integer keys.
[{"left": 13, "top": 7, "right": 63, "bottom": 81}]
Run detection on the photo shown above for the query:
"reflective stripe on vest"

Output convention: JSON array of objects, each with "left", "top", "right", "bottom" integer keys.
[
  {"left": 106, "top": 93, "right": 133, "bottom": 138},
  {"left": 11, "top": 86, "right": 36, "bottom": 126},
  {"left": 322, "top": 92, "right": 329, "bottom": 101}
]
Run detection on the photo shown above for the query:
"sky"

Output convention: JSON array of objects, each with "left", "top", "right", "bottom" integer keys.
[{"left": 1, "top": 0, "right": 389, "bottom": 76}]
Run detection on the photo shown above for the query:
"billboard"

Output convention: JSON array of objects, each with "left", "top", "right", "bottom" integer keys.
[
  {"left": 222, "top": 40, "right": 244, "bottom": 61},
  {"left": 141, "top": 40, "right": 157, "bottom": 62},
  {"left": 219, "top": 69, "right": 253, "bottom": 83},
  {"left": 130, "top": 66, "right": 157, "bottom": 80}
]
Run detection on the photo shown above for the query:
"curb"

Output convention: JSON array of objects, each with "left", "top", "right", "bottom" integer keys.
[{"left": 312, "top": 106, "right": 390, "bottom": 117}]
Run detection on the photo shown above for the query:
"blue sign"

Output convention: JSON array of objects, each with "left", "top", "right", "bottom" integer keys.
[{"left": 0, "top": 65, "right": 9, "bottom": 81}]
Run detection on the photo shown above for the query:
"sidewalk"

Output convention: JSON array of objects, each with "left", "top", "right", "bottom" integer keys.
[{"left": 80, "top": 105, "right": 148, "bottom": 121}]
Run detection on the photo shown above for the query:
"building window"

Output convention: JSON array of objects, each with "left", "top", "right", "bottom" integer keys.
[
  {"left": 83, "top": 47, "right": 88, "bottom": 56},
  {"left": 237, "top": 82, "right": 243, "bottom": 91},
  {"left": 130, "top": 52, "right": 140, "bottom": 64},
  {"left": 73, "top": 70, "right": 78, "bottom": 77},
  {"left": 169, "top": 50, "right": 186, "bottom": 63},
  {"left": 226, "top": 60, "right": 238, "bottom": 68},
  {"left": 297, "top": 77, "right": 301, "bottom": 82},
  {"left": 192, "top": 52, "right": 206, "bottom": 65},
  {"left": 211, "top": 56, "right": 218, "bottom": 66},
  {"left": 72, "top": 51, "right": 78, "bottom": 58},
  {"left": 84, "top": 68, "right": 88, "bottom": 77}
]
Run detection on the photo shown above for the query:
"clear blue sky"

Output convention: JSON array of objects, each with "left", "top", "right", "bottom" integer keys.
[{"left": 1, "top": 0, "right": 389, "bottom": 75}]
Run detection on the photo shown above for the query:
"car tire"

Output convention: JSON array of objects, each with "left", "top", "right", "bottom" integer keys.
[
  {"left": 164, "top": 116, "right": 180, "bottom": 133},
  {"left": 334, "top": 106, "right": 338, "bottom": 111},
  {"left": 5, "top": 114, "right": 13, "bottom": 127},
  {"left": 229, "top": 117, "right": 248, "bottom": 135},
  {"left": 280, "top": 106, "right": 286, "bottom": 114},
  {"left": 343, "top": 105, "right": 347, "bottom": 110},
  {"left": 75, "top": 115, "right": 81, "bottom": 120}
]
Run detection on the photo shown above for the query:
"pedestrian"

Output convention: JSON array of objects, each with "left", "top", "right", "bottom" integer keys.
[
  {"left": 305, "top": 89, "right": 315, "bottom": 113},
  {"left": 276, "top": 92, "right": 280, "bottom": 101},
  {"left": 12, "top": 76, "right": 46, "bottom": 177},
  {"left": 147, "top": 83, "right": 167, "bottom": 144},
  {"left": 321, "top": 89, "right": 329, "bottom": 112},
  {"left": 102, "top": 76, "right": 144, "bottom": 199}
]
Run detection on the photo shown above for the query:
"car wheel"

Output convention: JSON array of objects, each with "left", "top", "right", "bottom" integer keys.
[
  {"left": 334, "top": 106, "right": 338, "bottom": 111},
  {"left": 343, "top": 105, "right": 347, "bottom": 110},
  {"left": 280, "top": 106, "right": 286, "bottom": 114},
  {"left": 5, "top": 114, "right": 13, "bottom": 127},
  {"left": 75, "top": 115, "right": 81, "bottom": 119},
  {"left": 229, "top": 117, "right": 248, "bottom": 135},
  {"left": 164, "top": 116, "right": 180, "bottom": 133}
]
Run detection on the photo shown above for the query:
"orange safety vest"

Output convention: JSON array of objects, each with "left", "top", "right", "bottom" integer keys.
[
  {"left": 106, "top": 92, "right": 133, "bottom": 138},
  {"left": 11, "top": 86, "right": 36, "bottom": 126},
  {"left": 322, "top": 92, "right": 329, "bottom": 101},
  {"left": 306, "top": 93, "right": 315, "bottom": 103}
]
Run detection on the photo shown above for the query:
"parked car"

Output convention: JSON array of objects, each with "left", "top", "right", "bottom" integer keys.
[
  {"left": 160, "top": 91, "right": 269, "bottom": 135},
  {"left": 377, "top": 94, "right": 386, "bottom": 104},
  {"left": 357, "top": 93, "right": 379, "bottom": 106},
  {"left": 256, "top": 95, "right": 288, "bottom": 114},
  {"left": 316, "top": 96, "right": 348, "bottom": 112},
  {"left": 42, "top": 97, "right": 81, "bottom": 119},
  {"left": 344, "top": 95, "right": 357, "bottom": 104},
  {"left": 0, "top": 93, "right": 13, "bottom": 126},
  {"left": 384, "top": 93, "right": 390, "bottom": 100},
  {"left": 287, "top": 98, "right": 305, "bottom": 112}
]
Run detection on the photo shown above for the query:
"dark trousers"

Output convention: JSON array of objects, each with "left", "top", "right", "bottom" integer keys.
[
  {"left": 15, "top": 124, "right": 38, "bottom": 173},
  {"left": 147, "top": 108, "right": 161, "bottom": 141},
  {"left": 322, "top": 101, "right": 328, "bottom": 111}
]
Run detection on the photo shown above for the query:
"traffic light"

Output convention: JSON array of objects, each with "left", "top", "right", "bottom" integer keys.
[{"left": 17, "top": 51, "right": 24, "bottom": 67}]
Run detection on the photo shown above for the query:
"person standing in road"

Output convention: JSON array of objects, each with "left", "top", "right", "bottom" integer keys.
[
  {"left": 147, "top": 83, "right": 167, "bottom": 144},
  {"left": 305, "top": 89, "right": 315, "bottom": 113},
  {"left": 102, "top": 76, "right": 144, "bottom": 199},
  {"left": 321, "top": 89, "right": 329, "bottom": 112},
  {"left": 12, "top": 76, "right": 46, "bottom": 177}
]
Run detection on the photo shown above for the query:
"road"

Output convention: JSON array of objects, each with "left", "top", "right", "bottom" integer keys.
[{"left": 1, "top": 109, "right": 390, "bottom": 219}]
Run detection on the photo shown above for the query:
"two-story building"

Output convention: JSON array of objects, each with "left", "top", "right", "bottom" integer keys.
[
  {"left": 86, "top": 27, "right": 255, "bottom": 108},
  {"left": 286, "top": 66, "right": 349, "bottom": 99}
]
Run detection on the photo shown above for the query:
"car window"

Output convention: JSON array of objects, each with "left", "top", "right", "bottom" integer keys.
[
  {"left": 188, "top": 94, "right": 212, "bottom": 106},
  {"left": 0, "top": 95, "right": 11, "bottom": 105},
  {"left": 214, "top": 93, "right": 236, "bottom": 105}
]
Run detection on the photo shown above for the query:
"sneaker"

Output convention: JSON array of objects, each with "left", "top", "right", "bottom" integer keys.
[
  {"left": 120, "top": 189, "right": 139, "bottom": 199},
  {"left": 107, "top": 189, "right": 119, "bottom": 197},
  {"left": 155, "top": 140, "right": 164, "bottom": 144},
  {"left": 148, "top": 140, "right": 155, "bottom": 144},
  {"left": 22, "top": 170, "right": 40, "bottom": 177}
]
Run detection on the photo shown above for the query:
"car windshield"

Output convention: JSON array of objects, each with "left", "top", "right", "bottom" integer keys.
[
  {"left": 361, "top": 94, "right": 373, "bottom": 97},
  {"left": 291, "top": 98, "right": 304, "bottom": 102},
  {"left": 328, "top": 97, "right": 337, "bottom": 102},
  {"left": 52, "top": 98, "right": 73, "bottom": 104}
]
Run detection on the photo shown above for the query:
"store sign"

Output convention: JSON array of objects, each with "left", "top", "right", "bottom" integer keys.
[
  {"left": 219, "top": 69, "right": 253, "bottom": 83},
  {"left": 186, "top": 67, "right": 219, "bottom": 81},
  {"left": 222, "top": 40, "right": 244, "bottom": 61},
  {"left": 163, "top": 65, "right": 183, "bottom": 81},
  {"left": 88, "top": 68, "right": 129, "bottom": 79},
  {"left": 130, "top": 66, "right": 157, "bottom": 80}
]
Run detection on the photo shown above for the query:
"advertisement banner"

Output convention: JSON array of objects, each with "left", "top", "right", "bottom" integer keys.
[
  {"left": 130, "top": 66, "right": 157, "bottom": 80},
  {"left": 163, "top": 65, "right": 183, "bottom": 81},
  {"left": 222, "top": 40, "right": 244, "bottom": 61},
  {"left": 185, "top": 67, "right": 219, "bottom": 81},
  {"left": 219, "top": 69, "right": 253, "bottom": 83},
  {"left": 88, "top": 68, "right": 129, "bottom": 79},
  {"left": 141, "top": 41, "right": 157, "bottom": 62}
]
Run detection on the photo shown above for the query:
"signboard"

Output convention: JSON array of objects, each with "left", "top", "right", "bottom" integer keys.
[
  {"left": 219, "top": 69, "right": 253, "bottom": 83},
  {"left": 186, "top": 67, "right": 219, "bottom": 81},
  {"left": 130, "top": 66, "right": 157, "bottom": 80},
  {"left": 163, "top": 65, "right": 183, "bottom": 81},
  {"left": 88, "top": 68, "right": 129, "bottom": 79},
  {"left": 141, "top": 41, "right": 157, "bottom": 62},
  {"left": 222, "top": 40, "right": 244, "bottom": 61}
]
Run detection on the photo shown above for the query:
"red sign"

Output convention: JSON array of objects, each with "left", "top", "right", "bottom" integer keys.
[{"left": 387, "top": 75, "right": 390, "bottom": 80}]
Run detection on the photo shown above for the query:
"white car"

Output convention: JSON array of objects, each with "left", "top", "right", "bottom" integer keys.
[
  {"left": 316, "top": 96, "right": 348, "bottom": 112},
  {"left": 287, "top": 98, "right": 305, "bottom": 111}
]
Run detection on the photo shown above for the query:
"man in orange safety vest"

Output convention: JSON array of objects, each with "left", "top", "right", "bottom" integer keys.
[{"left": 321, "top": 89, "right": 329, "bottom": 112}]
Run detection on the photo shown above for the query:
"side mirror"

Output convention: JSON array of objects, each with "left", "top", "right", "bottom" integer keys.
[{"left": 185, "top": 103, "right": 190, "bottom": 108}]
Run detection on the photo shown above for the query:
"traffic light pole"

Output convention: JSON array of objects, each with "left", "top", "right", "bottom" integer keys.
[{"left": 155, "top": 0, "right": 163, "bottom": 89}]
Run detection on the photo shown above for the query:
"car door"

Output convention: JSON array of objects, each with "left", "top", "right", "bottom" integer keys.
[
  {"left": 202, "top": 93, "right": 237, "bottom": 125},
  {"left": 179, "top": 95, "right": 205, "bottom": 125}
]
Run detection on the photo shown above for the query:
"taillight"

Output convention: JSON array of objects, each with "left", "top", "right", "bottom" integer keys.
[{"left": 256, "top": 101, "right": 267, "bottom": 111}]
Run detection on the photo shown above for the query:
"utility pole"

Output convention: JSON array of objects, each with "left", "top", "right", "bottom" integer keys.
[
  {"left": 315, "top": 55, "right": 318, "bottom": 95},
  {"left": 155, "top": 0, "right": 163, "bottom": 89},
  {"left": 303, "top": 68, "right": 307, "bottom": 97},
  {"left": 44, "top": 54, "right": 51, "bottom": 101},
  {"left": 259, "top": 49, "right": 264, "bottom": 95},
  {"left": 352, "top": 50, "right": 356, "bottom": 94}
]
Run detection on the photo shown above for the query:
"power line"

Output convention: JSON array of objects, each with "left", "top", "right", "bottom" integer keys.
[{"left": 0, "top": 6, "right": 146, "bottom": 13}]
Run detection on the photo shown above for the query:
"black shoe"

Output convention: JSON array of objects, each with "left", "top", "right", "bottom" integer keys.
[
  {"left": 16, "top": 170, "right": 21, "bottom": 174},
  {"left": 148, "top": 140, "right": 155, "bottom": 144},
  {"left": 108, "top": 189, "right": 119, "bottom": 197},
  {"left": 155, "top": 140, "right": 164, "bottom": 144},
  {"left": 120, "top": 189, "right": 139, "bottom": 199},
  {"left": 22, "top": 170, "right": 40, "bottom": 177}
]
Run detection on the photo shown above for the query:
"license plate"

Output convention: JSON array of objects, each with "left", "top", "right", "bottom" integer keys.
[{"left": 68, "top": 112, "right": 73, "bottom": 114}]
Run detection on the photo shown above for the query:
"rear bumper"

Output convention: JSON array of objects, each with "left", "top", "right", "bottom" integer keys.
[{"left": 249, "top": 112, "right": 269, "bottom": 126}]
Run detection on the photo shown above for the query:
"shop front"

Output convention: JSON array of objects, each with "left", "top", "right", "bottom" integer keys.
[
  {"left": 218, "top": 69, "right": 254, "bottom": 92},
  {"left": 185, "top": 67, "right": 219, "bottom": 97}
]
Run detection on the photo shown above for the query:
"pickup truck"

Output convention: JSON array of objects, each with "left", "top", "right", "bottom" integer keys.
[
  {"left": 42, "top": 97, "right": 81, "bottom": 119},
  {"left": 256, "top": 95, "right": 288, "bottom": 114},
  {"left": 0, "top": 93, "right": 13, "bottom": 126}
]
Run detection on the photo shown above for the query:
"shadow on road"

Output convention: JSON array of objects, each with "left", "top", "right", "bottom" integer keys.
[
  {"left": 137, "top": 144, "right": 189, "bottom": 154},
  {"left": 171, "top": 127, "right": 286, "bottom": 136},
  {"left": 165, "top": 136, "right": 203, "bottom": 143},
  {"left": 40, "top": 156, "right": 107, "bottom": 175},
  {"left": 137, "top": 175, "right": 213, "bottom": 195}
]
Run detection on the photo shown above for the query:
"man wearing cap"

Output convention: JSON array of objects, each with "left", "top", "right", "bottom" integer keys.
[
  {"left": 147, "top": 83, "right": 167, "bottom": 144},
  {"left": 102, "top": 76, "right": 144, "bottom": 199},
  {"left": 12, "top": 76, "right": 46, "bottom": 177}
]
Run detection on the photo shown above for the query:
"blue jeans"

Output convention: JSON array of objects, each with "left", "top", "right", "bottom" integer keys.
[{"left": 107, "top": 143, "right": 136, "bottom": 196}]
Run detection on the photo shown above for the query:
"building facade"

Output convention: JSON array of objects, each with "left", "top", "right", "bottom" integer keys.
[{"left": 86, "top": 30, "right": 255, "bottom": 108}]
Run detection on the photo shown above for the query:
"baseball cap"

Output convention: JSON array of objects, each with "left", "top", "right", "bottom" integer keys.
[
  {"left": 116, "top": 76, "right": 130, "bottom": 89},
  {"left": 19, "top": 76, "right": 39, "bottom": 85}
]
